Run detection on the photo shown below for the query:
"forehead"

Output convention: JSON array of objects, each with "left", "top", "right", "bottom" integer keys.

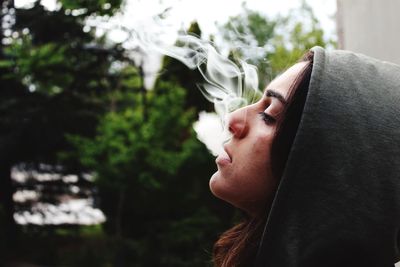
[{"left": 266, "top": 62, "right": 308, "bottom": 98}]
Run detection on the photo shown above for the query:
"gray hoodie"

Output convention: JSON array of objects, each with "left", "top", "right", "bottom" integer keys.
[{"left": 254, "top": 46, "right": 400, "bottom": 267}]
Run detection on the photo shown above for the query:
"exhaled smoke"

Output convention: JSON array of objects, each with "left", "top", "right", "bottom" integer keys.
[{"left": 128, "top": 14, "right": 262, "bottom": 129}]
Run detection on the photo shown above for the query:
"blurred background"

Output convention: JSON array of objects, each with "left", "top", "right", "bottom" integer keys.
[{"left": 0, "top": 0, "right": 396, "bottom": 266}]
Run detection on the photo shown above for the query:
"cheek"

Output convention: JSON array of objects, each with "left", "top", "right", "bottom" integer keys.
[
  {"left": 243, "top": 132, "right": 276, "bottom": 191},
  {"left": 250, "top": 130, "right": 274, "bottom": 161},
  {"left": 254, "top": 127, "right": 275, "bottom": 143},
  {"left": 234, "top": 136, "right": 275, "bottom": 198}
]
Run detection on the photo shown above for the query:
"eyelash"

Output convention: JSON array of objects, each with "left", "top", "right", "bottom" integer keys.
[{"left": 258, "top": 112, "right": 276, "bottom": 124}]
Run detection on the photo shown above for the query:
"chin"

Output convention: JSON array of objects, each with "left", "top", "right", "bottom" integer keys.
[
  {"left": 209, "top": 171, "right": 221, "bottom": 197},
  {"left": 209, "top": 171, "right": 239, "bottom": 207},
  {"left": 209, "top": 172, "right": 229, "bottom": 199}
]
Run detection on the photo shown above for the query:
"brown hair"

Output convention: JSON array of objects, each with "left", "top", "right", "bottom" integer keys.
[{"left": 212, "top": 50, "right": 314, "bottom": 267}]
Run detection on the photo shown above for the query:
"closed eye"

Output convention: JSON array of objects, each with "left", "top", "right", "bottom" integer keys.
[{"left": 258, "top": 112, "right": 276, "bottom": 125}]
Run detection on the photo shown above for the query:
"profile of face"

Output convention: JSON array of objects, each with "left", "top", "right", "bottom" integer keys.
[{"left": 209, "top": 62, "right": 308, "bottom": 216}]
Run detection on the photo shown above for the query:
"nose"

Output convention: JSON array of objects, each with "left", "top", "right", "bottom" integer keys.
[{"left": 227, "top": 106, "right": 249, "bottom": 138}]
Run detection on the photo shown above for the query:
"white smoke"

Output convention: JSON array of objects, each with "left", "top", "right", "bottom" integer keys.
[
  {"left": 127, "top": 15, "right": 262, "bottom": 123},
  {"left": 87, "top": 7, "right": 263, "bottom": 152}
]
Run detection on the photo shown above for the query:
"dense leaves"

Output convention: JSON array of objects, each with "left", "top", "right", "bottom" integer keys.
[{"left": 219, "top": 2, "right": 336, "bottom": 88}]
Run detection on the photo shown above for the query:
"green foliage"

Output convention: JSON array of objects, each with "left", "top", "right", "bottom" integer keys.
[
  {"left": 0, "top": 0, "right": 124, "bottom": 264},
  {"left": 3, "top": 36, "right": 73, "bottom": 94},
  {"left": 160, "top": 22, "right": 214, "bottom": 113},
  {"left": 65, "top": 76, "right": 227, "bottom": 266},
  {"left": 69, "top": 81, "right": 195, "bottom": 191},
  {"left": 219, "top": 2, "right": 337, "bottom": 87},
  {"left": 60, "top": 0, "right": 122, "bottom": 16},
  {"left": 14, "top": 2, "right": 91, "bottom": 44},
  {"left": 221, "top": 6, "right": 277, "bottom": 49},
  {"left": 267, "top": 3, "right": 336, "bottom": 75},
  {"left": 0, "top": 1, "right": 123, "bottom": 162},
  {"left": 7, "top": 2, "right": 124, "bottom": 96},
  {"left": 220, "top": 6, "right": 278, "bottom": 89}
]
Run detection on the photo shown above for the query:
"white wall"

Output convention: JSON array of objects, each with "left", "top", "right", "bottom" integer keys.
[{"left": 337, "top": 0, "right": 400, "bottom": 64}]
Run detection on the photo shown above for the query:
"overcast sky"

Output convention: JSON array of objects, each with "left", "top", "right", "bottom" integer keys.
[
  {"left": 113, "top": 0, "right": 337, "bottom": 41},
  {"left": 16, "top": 0, "right": 337, "bottom": 40}
]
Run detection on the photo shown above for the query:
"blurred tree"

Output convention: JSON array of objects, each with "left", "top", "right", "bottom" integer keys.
[
  {"left": 219, "top": 4, "right": 279, "bottom": 89},
  {"left": 0, "top": 0, "right": 20, "bottom": 250},
  {"left": 267, "top": 1, "right": 336, "bottom": 75},
  {"left": 68, "top": 75, "right": 227, "bottom": 266},
  {"left": 63, "top": 15, "right": 236, "bottom": 264},
  {"left": 0, "top": 0, "right": 123, "bottom": 255},
  {"left": 68, "top": 80, "right": 195, "bottom": 234},
  {"left": 159, "top": 22, "right": 214, "bottom": 114},
  {"left": 59, "top": 0, "right": 122, "bottom": 16},
  {"left": 219, "top": 1, "right": 336, "bottom": 89}
]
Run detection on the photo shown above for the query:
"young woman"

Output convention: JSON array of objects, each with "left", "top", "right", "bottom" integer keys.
[{"left": 210, "top": 46, "right": 400, "bottom": 267}]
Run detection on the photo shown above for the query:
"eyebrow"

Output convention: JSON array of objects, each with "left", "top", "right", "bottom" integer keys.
[{"left": 265, "top": 89, "right": 287, "bottom": 104}]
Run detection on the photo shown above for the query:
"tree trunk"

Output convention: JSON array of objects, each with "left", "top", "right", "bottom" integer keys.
[
  {"left": 0, "top": 161, "right": 17, "bottom": 248},
  {"left": 0, "top": 0, "right": 18, "bottom": 254},
  {"left": 114, "top": 189, "right": 126, "bottom": 267},
  {"left": 139, "top": 65, "right": 148, "bottom": 122},
  {"left": 115, "top": 188, "right": 125, "bottom": 238}
]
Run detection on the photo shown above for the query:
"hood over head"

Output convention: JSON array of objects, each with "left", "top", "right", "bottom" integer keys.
[{"left": 254, "top": 46, "right": 400, "bottom": 267}]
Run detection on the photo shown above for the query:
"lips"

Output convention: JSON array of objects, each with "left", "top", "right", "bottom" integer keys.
[{"left": 216, "top": 146, "right": 232, "bottom": 166}]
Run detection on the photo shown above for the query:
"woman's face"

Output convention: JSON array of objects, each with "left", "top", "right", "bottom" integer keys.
[{"left": 209, "top": 62, "right": 308, "bottom": 216}]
